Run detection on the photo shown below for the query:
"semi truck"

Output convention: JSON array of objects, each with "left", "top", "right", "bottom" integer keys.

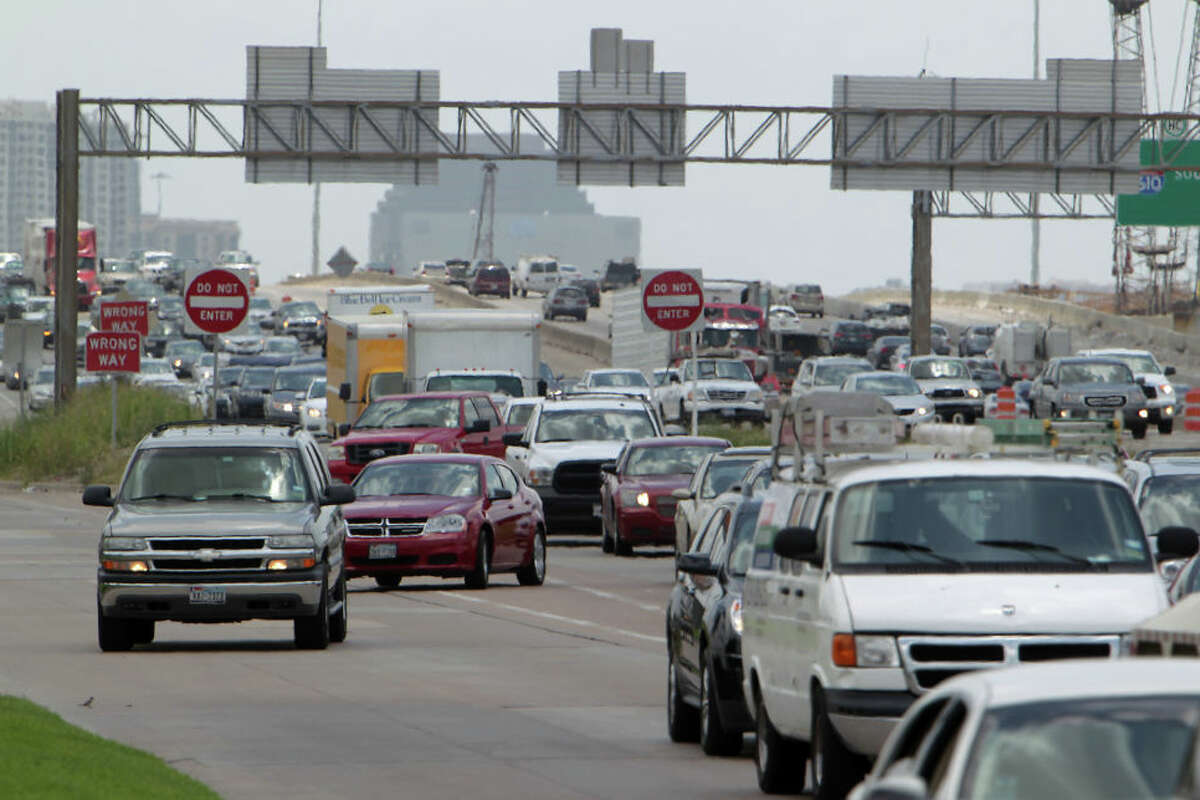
[{"left": 22, "top": 218, "right": 99, "bottom": 307}]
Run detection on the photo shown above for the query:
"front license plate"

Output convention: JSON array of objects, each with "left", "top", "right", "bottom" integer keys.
[
  {"left": 721, "top": 407, "right": 737, "bottom": 417},
  {"left": 188, "top": 585, "right": 226, "bottom": 605},
  {"left": 593, "top": 504, "right": 602, "bottom": 518},
  {"left": 369, "top": 543, "right": 397, "bottom": 560}
]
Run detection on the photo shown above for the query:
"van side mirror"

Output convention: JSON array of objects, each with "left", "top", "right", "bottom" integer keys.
[
  {"left": 670, "top": 373, "right": 681, "bottom": 383},
  {"left": 537, "top": 379, "right": 548, "bottom": 397},
  {"left": 1165, "top": 365, "right": 1177, "bottom": 376},
  {"left": 502, "top": 431, "right": 527, "bottom": 447},
  {"left": 600, "top": 461, "right": 617, "bottom": 475},
  {"left": 676, "top": 552, "right": 719, "bottom": 576},
  {"left": 82, "top": 485, "right": 113, "bottom": 507},
  {"left": 671, "top": 488, "right": 694, "bottom": 500},
  {"left": 488, "top": 487, "right": 513, "bottom": 501},
  {"left": 321, "top": 484, "right": 356, "bottom": 506},
  {"left": 773, "top": 526, "right": 820, "bottom": 563},
  {"left": 1156, "top": 526, "right": 1200, "bottom": 561},
  {"left": 337, "top": 423, "right": 351, "bottom": 438},
  {"left": 338, "top": 382, "right": 351, "bottom": 401}
]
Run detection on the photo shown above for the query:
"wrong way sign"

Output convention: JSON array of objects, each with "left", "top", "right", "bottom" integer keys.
[
  {"left": 641, "top": 268, "right": 704, "bottom": 333},
  {"left": 86, "top": 331, "right": 141, "bottom": 372},
  {"left": 183, "top": 267, "right": 250, "bottom": 335},
  {"left": 98, "top": 300, "right": 149, "bottom": 336}
]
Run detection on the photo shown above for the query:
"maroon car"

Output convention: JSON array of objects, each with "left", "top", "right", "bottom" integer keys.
[
  {"left": 344, "top": 454, "right": 546, "bottom": 589},
  {"left": 468, "top": 261, "right": 511, "bottom": 298},
  {"left": 328, "top": 392, "right": 514, "bottom": 483},
  {"left": 599, "top": 437, "right": 730, "bottom": 556}
]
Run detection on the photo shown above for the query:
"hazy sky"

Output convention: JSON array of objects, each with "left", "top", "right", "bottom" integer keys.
[{"left": 3, "top": 1, "right": 1195, "bottom": 293}]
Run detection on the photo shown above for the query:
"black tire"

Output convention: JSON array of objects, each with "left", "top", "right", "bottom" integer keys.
[
  {"left": 580, "top": 313, "right": 588, "bottom": 322},
  {"left": 699, "top": 656, "right": 742, "bottom": 756},
  {"left": 129, "top": 619, "right": 155, "bottom": 645},
  {"left": 601, "top": 511, "right": 615, "bottom": 553},
  {"left": 294, "top": 570, "right": 331, "bottom": 650},
  {"left": 1159, "top": 418, "right": 1174, "bottom": 435},
  {"left": 464, "top": 532, "right": 491, "bottom": 589},
  {"left": 755, "top": 694, "right": 806, "bottom": 794},
  {"left": 374, "top": 575, "right": 401, "bottom": 589},
  {"left": 667, "top": 645, "right": 700, "bottom": 743},
  {"left": 329, "top": 572, "right": 348, "bottom": 644},
  {"left": 1131, "top": 422, "right": 1148, "bottom": 440},
  {"left": 521, "top": 288, "right": 528, "bottom": 298},
  {"left": 614, "top": 516, "right": 633, "bottom": 557},
  {"left": 97, "top": 608, "right": 134, "bottom": 652},
  {"left": 811, "top": 688, "right": 863, "bottom": 800},
  {"left": 516, "top": 529, "right": 547, "bottom": 586}
]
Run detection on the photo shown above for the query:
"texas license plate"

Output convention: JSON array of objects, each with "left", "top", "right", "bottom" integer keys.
[
  {"left": 188, "top": 585, "right": 226, "bottom": 605},
  {"left": 369, "top": 543, "right": 397, "bottom": 560},
  {"left": 593, "top": 504, "right": 602, "bottom": 518}
]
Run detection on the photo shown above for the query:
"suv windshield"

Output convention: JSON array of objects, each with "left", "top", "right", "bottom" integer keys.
[
  {"left": 165, "top": 340, "right": 203, "bottom": 356},
  {"left": 424, "top": 374, "right": 523, "bottom": 396},
  {"left": 1105, "top": 354, "right": 1161, "bottom": 374},
  {"left": 121, "top": 446, "right": 310, "bottom": 503},
  {"left": 1059, "top": 362, "right": 1134, "bottom": 385},
  {"left": 591, "top": 371, "right": 648, "bottom": 388},
  {"left": 625, "top": 444, "right": 727, "bottom": 476},
  {"left": 685, "top": 360, "right": 753, "bottom": 382},
  {"left": 701, "top": 457, "right": 759, "bottom": 498},
  {"left": 833, "top": 477, "right": 1150, "bottom": 572},
  {"left": 1139, "top": 475, "right": 1200, "bottom": 535},
  {"left": 282, "top": 302, "right": 320, "bottom": 316},
  {"left": 910, "top": 359, "right": 968, "bottom": 380},
  {"left": 355, "top": 397, "right": 460, "bottom": 429},
  {"left": 354, "top": 461, "right": 480, "bottom": 498},
  {"left": 536, "top": 408, "right": 656, "bottom": 442}
]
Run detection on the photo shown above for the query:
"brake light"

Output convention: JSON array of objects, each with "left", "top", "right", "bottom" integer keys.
[{"left": 832, "top": 633, "right": 856, "bottom": 667}]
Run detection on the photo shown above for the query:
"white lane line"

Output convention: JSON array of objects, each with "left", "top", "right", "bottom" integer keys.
[
  {"left": 437, "top": 591, "right": 664, "bottom": 644},
  {"left": 548, "top": 580, "right": 662, "bottom": 613}
]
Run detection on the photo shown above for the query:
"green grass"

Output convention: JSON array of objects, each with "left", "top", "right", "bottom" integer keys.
[
  {"left": 0, "top": 695, "right": 220, "bottom": 799},
  {"left": 0, "top": 383, "right": 192, "bottom": 486},
  {"left": 698, "top": 422, "right": 771, "bottom": 447}
]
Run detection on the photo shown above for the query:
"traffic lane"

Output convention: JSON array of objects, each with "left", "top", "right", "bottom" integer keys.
[
  {"left": 446, "top": 283, "right": 616, "bottom": 347},
  {"left": 0, "top": 489, "right": 764, "bottom": 800}
]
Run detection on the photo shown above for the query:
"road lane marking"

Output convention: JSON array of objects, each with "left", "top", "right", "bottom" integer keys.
[
  {"left": 437, "top": 591, "right": 664, "bottom": 644},
  {"left": 548, "top": 580, "right": 662, "bottom": 613}
]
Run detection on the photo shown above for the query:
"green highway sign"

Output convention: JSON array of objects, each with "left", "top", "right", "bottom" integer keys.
[{"left": 1117, "top": 139, "right": 1200, "bottom": 226}]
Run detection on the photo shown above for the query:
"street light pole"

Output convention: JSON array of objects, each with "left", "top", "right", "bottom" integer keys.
[
  {"left": 1030, "top": 0, "right": 1042, "bottom": 287},
  {"left": 311, "top": 0, "right": 323, "bottom": 276}
]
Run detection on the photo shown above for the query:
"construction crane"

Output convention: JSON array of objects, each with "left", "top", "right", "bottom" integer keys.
[{"left": 470, "top": 162, "right": 498, "bottom": 263}]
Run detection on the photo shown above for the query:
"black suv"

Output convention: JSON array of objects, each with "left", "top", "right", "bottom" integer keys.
[
  {"left": 85, "top": 422, "right": 355, "bottom": 651},
  {"left": 599, "top": 259, "right": 639, "bottom": 292}
]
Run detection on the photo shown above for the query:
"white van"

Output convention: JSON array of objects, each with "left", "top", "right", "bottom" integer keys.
[
  {"left": 514, "top": 255, "right": 559, "bottom": 297},
  {"left": 739, "top": 400, "right": 1199, "bottom": 797}
]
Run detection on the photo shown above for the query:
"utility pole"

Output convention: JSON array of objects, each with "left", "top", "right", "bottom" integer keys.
[
  {"left": 150, "top": 171, "right": 170, "bottom": 217},
  {"left": 471, "top": 162, "right": 498, "bottom": 262},
  {"left": 311, "top": 0, "right": 323, "bottom": 276},
  {"left": 1030, "top": 0, "right": 1041, "bottom": 287},
  {"left": 54, "top": 89, "right": 80, "bottom": 409},
  {"left": 910, "top": 190, "right": 932, "bottom": 356}
]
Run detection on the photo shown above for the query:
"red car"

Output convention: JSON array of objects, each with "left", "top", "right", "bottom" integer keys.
[
  {"left": 599, "top": 437, "right": 730, "bottom": 556},
  {"left": 343, "top": 454, "right": 546, "bottom": 589},
  {"left": 327, "top": 392, "right": 515, "bottom": 483},
  {"left": 468, "top": 261, "right": 511, "bottom": 298}
]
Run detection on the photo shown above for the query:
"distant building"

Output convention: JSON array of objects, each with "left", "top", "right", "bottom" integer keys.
[
  {"left": 0, "top": 100, "right": 142, "bottom": 258},
  {"left": 369, "top": 136, "right": 640, "bottom": 274},
  {"left": 138, "top": 216, "right": 240, "bottom": 263}
]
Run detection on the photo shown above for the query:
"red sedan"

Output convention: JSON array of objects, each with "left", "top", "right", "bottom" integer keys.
[
  {"left": 343, "top": 454, "right": 546, "bottom": 589},
  {"left": 599, "top": 437, "right": 730, "bottom": 556}
]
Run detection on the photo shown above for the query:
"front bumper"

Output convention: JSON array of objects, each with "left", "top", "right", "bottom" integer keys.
[
  {"left": 345, "top": 534, "right": 476, "bottom": 578},
  {"left": 98, "top": 566, "right": 324, "bottom": 622},
  {"left": 824, "top": 689, "right": 916, "bottom": 756},
  {"left": 533, "top": 485, "right": 601, "bottom": 534},
  {"left": 617, "top": 505, "right": 676, "bottom": 546}
]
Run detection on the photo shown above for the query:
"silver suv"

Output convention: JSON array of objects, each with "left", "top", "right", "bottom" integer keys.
[{"left": 85, "top": 422, "right": 355, "bottom": 652}]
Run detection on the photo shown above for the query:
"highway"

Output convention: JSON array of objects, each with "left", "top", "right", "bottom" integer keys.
[{"left": 0, "top": 488, "right": 763, "bottom": 800}]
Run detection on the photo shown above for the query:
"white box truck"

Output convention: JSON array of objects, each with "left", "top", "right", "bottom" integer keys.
[{"left": 408, "top": 310, "right": 543, "bottom": 397}]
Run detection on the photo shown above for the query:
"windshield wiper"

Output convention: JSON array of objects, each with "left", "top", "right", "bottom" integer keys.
[
  {"left": 853, "top": 540, "right": 965, "bottom": 568},
  {"left": 976, "top": 539, "right": 1092, "bottom": 565},
  {"left": 222, "top": 493, "right": 280, "bottom": 503},
  {"left": 128, "top": 493, "right": 197, "bottom": 502},
  {"left": 537, "top": 438, "right": 577, "bottom": 443}
]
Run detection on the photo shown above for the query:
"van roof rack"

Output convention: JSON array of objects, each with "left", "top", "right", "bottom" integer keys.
[
  {"left": 1134, "top": 448, "right": 1200, "bottom": 462},
  {"left": 150, "top": 420, "right": 304, "bottom": 437},
  {"left": 769, "top": 392, "right": 897, "bottom": 481}
]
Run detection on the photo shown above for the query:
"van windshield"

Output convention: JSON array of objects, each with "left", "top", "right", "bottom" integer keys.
[{"left": 832, "top": 477, "right": 1150, "bottom": 572}]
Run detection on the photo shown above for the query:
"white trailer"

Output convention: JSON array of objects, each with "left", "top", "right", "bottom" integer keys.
[
  {"left": 407, "top": 310, "right": 543, "bottom": 396},
  {"left": 325, "top": 285, "right": 435, "bottom": 317},
  {"left": 610, "top": 287, "right": 672, "bottom": 380},
  {"left": 991, "top": 321, "right": 1074, "bottom": 382},
  {"left": 4, "top": 318, "right": 43, "bottom": 390}
]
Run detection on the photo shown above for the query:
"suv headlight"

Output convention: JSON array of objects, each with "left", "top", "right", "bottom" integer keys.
[
  {"left": 1159, "top": 383, "right": 1174, "bottom": 396},
  {"left": 621, "top": 489, "right": 651, "bottom": 507},
  {"left": 687, "top": 388, "right": 708, "bottom": 401},
  {"left": 747, "top": 388, "right": 764, "bottom": 402},
  {"left": 306, "top": 406, "right": 321, "bottom": 418},
  {"left": 268, "top": 534, "right": 314, "bottom": 549},
  {"left": 832, "top": 633, "right": 900, "bottom": 668},
  {"left": 967, "top": 387, "right": 982, "bottom": 399},
  {"left": 412, "top": 443, "right": 441, "bottom": 454},
  {"left": 528, "top": 466, "right": 553, "bottom": 487},
  {"left": 424, "top": 513, "right": 467, "bottom": 534},
  {"left": 102, "top": 536, "right": 146, "bottom": 551}
]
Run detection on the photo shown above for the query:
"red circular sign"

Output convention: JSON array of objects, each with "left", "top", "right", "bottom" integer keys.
[
  {"left": 642, "top": 270, "right": 704, "bottom": 332},
  {"left": 185, "top": 268, "right": 250, "bottom": 334}
]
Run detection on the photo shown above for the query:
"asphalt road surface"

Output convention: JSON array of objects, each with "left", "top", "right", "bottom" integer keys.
[{"left": 0, "top": 489, "right": 764, "bottom": 800}]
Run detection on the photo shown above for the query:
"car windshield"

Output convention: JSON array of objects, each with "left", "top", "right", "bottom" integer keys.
[
  {"left": 220, "top": 368, "right": 244, "bottom": 387},
  {"left": 265, "top": 339, "right": 301, "bottom": 354},
  {"left": 6, "top": 285, "right": 29, "bottom": 301},
  {"left": 833, "top": 477, "right": 1150, "bottom": 572},
  {"left": 961, "top": 696, "right": 1200, "bottom": 800},
  {"left": 1105, "top": 354, "right": 1160, "bottom": 375},
  {"left": 701, "top": 458, "right": 759, "bottom": 498},
  {"left": 1139, "top": 475, "right": 1200, "bottom": 535},
  {"left": 853, "top": 374, "right": 922, "bottom": 395},
  {"left": 355, "top": 397, "right": 460, "bottom": 429},
  {"left": 625, "top": 444, "right": 727, "bottom": 476},
  {"left": 536, "top": 409, "right": 656, "bottom": 442},
  {"left": 353, "top": 461, "right": 479, "bottom": 498},
  {"left": 307, "top": 378, "right": 326, "bottom": 399},
  {"left": 910, "top": 359, "right": 968, "bottom": 380},
  {"left": 241, "top": 367, "right": 276, "bottom": 389},
  {"left": 140, "top": 362, "right": 171, "bottom": 375},
  {"left": 726, "top": 500, "right": 763, "bottom": 577},
  {"left": 814, "top": 362, "right": 871, "bottom": 386},
  {"left": 282, "top": 302, "right": 320, "bottom": 316},
  {"left": 159, "top": 297, "right": 182, "bottom": 309},
  {"left": 249, "top": 298, "right": 271, "bottom": 310},
  {"left": 274, "top": 370, "right": 321, "bottom": 392},
  {"left": 506, "top": 403, "right": 535, "bottom": 427},
  {"left": 424, "top": 374, "right": 524, "bottom": 397},
  {"left": 122, "top": 446, "right": 309, "bottom": 503},
  {"left": 591, "top": 371, "right": 648, "bottom": 388},
  {"left": 686, "top": 360, "right": 753, "bottom": 382},
  {"left": 34, "top": 366, "right": 54, "bottom": 385},
  {"left": 166, "top": 341, "right": 203, "bottom": 356},
  {"left": 1059, "top": 362, "right": 1134, "bottom": 385},
  {"left": 553, "top": 288, "right": 584, "bottom": 301}
]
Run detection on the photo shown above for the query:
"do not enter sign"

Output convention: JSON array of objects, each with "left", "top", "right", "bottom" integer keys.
[
  {"left": 641, "top": 269, "right": 704, "bottom": 333},
  {"left": 184, "top": 268, "right": 250, "bottom": 335}
]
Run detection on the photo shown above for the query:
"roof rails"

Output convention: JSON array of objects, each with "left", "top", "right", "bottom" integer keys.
[
  {"left": 150, "top": 419, "right": 305, "bottom": 437},
  {"left": 1134, "top": 448, "right": 1200, "bottom": 462},
  {"left": 546, "top": 391, "right": 652, "bottom": 404}
]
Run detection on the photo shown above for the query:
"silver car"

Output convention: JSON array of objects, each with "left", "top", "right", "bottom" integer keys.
[{"left": 840, "top": 371, "right": 934, "bottom": 432}]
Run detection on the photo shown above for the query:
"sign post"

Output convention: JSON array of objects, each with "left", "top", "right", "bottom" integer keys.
[
  {"left": 641, "top": 268, "right": 704, "bottom": 434},
  {"left": 184, "top": 267, "right": 250, "bottom": 420},
  {"left": 86, "top": 330, "right": 141, "bottom": 447}
]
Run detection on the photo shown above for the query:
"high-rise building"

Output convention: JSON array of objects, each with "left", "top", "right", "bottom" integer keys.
[
  {"left": 0, "top": 100, "right": 141, "bottom": 258},
  {"left": 138, "top": 216, "right": 240, "bottom": 264}
]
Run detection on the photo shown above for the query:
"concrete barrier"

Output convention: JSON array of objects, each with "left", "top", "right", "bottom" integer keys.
[{"left": 542, "top": 320, "right": 612, "bottom": 362}]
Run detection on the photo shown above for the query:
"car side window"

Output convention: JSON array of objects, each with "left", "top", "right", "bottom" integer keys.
[
  {"left": 878, "top": 698, "right": 949, "bottom": 775},
  {"left": 472, "top": 397, "right": 500, "bottom": 426},
  {"left": 787, "top": 489, "right": 812, "bottom": 527},
  {"left": 486, "top": 464, "right": 507, "bottom": 496},
  {"left": 462, "top": 399, "right": 480, "bottom": 426},
  {"left": 302, "top": 442, "right": 327, "bottom": 494},
  {"left": 496, "top": 464, "right": 520, "bottom": 494},
  {"left": 916, "top": 700, "right": 968, "bottom": 793},
  {"left": 693, "top": 508, "right": 729, "bottom": 556}
]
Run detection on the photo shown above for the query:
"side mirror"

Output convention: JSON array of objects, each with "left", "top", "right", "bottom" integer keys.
[
  {"left": 1156, "top": 526, "right": 1200, "bottom": 561},
  {"left": 1136, "top": 376, "right": 1146, "bottom": 386},
  {"left": 466, "top": 419, "right": 491, "bottom": 434},
  {"left": 82, "top": 485, "right": 113, "bottom": 507},
  {"left": 669, "top": 373, "right": 681, "bottom": 383},
  {"left": 321, "top": 483, "right": 356, "bottom": 506},
  {"left": 676, "top": 552, "right": 719, "bottom": 576},
  {"left": 502, "top": 431, "right": 526, "bottom": 447},
  {"left": 537, "top": 379, "right": 548, "bottom": 397},
  {"left": 671, "top": 488, "right": 694, "bottom": 500},
  {"left": 773, "top": 526, "right": 820, "bottom": 562},
  {"left": 857, "top": 774, "right": 930, "bottom": 800},
  {"left": 488, "top": 488, "right": 514, "bottom": 501},
  {"left": 1165, "top": 365, "right": 1177, "bottom": 376},
  {"left": 337, "top": 423, "right": 351, "bottom": 438},
  {"left": 600, "top": 461, "right": 617, "bottom": 475},
  {"left": 338, "top": 382, "right": 351, "bottom": 401}
]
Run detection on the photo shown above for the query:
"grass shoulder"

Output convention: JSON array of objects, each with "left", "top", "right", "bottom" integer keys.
[
  {"left": 697, "top": 421, "right": 771, "bottom": 447},
  {"left": 0, "top": 695, "right": 219, "bottom": 799}
]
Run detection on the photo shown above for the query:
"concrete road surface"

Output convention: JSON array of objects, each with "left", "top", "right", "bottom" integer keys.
[{"left": 0, "top": 489, "right": 765, "bottom": 800}]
